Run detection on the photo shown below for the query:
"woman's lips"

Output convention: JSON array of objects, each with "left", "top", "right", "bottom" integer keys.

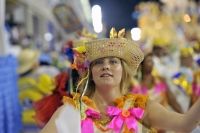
[{"left": 100, "top": 73, "right": 113, "bottom": 77}]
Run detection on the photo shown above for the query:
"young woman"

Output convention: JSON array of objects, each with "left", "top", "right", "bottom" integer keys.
[
  {"left": 132, "top": 53, "right": 182, "bottom": 113},
  {"left": 132, "top": 53, "right": 183, "bottom": 133},
  {"left": 35, "top": 28, "right": 200, "bottom": 133}
]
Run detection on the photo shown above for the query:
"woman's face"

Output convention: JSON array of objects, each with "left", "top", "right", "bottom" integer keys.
[
  {"left": 181, "top": 55, "right": 193, "bottom": 68},
  {"left": 91, "top": 57, "right": 123, "bottom": 89}
]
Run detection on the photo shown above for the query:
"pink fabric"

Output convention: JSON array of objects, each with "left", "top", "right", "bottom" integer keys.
[
  {"left": 131, "top": 85, "right": 148, "bottom": 94},
  {"left": 154, "top": 82, "right": 167, "bottom": 94},
  {"left": 106, "top": 106, "right": 144, "bottom": 133},
  {"left": 85, "top": 109, "right": 101, "bottom": 119},
  {"left": 81, "top": 109, "right": 100, "bottom": 133},
  {"left": 192, "top": 83, "right": 200, "bottom": 96},
  {"left": 132, "top": 82, "right": 167, "bottom": 95},
  {"left": 81, "top": 118, "right": 94, "bottom": 133}
]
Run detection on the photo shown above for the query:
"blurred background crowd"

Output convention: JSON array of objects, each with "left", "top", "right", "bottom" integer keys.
[{"left": 1, "top": 0, "right": 200, "bottom": 133}]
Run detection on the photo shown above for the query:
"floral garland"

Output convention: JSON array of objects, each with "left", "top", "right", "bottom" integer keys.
[{"left": 62, "top": 93, "right": 148, "bottom": 133}]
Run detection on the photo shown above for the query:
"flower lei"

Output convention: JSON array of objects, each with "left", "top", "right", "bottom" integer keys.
[{"left": 62, "top": 94, "right": 148, "bottom": 133}]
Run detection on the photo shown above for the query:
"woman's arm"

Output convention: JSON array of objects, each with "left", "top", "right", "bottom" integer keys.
[
  {"left": 166, "top": 87, "right": 183, "bottom": 113},
  {"left": 143, "top": 98, "right": 200, "bottom": 132}
]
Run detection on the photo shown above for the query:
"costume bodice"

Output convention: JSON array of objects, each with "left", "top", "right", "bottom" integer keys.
[
  {"left": 172, "top": 71, "right": 194, "bottom": 97},
  {"left": 62, "top": 93, "right": 156, "bottom": 133},
  {"left": 172, "top": 71, "right": 193, "bottom": 112}
]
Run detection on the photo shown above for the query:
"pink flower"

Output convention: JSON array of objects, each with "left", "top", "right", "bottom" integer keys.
[{"left": 106, "top": 106, "right": 144, "bottom": 133}]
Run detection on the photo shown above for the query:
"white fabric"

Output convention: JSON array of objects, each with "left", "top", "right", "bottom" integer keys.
[
  {"left": 191, "top": 126, "right": 200, "bottom": 133},
  {"left": 55, "top": 104, "right": 81, "bottom": 133},
  {"left": 166, "top": 79, "right": 191, "bottom": 113},
  {"left": 153, "top": 56, "right": 179, "bottom": 79},
  {"left": 179, "top": 67, "right": 193, "bottom": 83}
]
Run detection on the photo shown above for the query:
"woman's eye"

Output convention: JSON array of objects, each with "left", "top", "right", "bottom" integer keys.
[
  {"left": 93, "top": 59, "right": 103, "bottom": 65},
  {"left": 110, "top": 59, "right": 119, "bottom": 64}
]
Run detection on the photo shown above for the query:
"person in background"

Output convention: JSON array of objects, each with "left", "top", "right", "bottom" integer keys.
[
  {"left": 132, "top": 53, "right": 183, "bottom": 133},
  {"left": 132, "top": 53, "right": 182, "bottom": 113},
  {"left": 192, "top": 41, "right": 200, "bottom": 68},
  {"left": 171, "top": 47, "right": 194, "bottom": 113},
  {"left": 152, "top": 45, "right": 179, "bottom": 79},
  {"left": 17, "top": 49, "right": 40, "bottom": 77},
  {"left": 17, "top": 49, "right": 58, "bottom": 130},
  {"left": 192, "top": 43, "right": 200, "bottom": 105},
  {"left": 17, "top": 49, "right": 41, "bottom": 130}
]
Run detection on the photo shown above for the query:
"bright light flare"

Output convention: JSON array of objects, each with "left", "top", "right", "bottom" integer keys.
[
  {"left": 131, "top": 27, "right": 141, "bottom": 41},
  {"left": 92, "top": 5, "right": 103, "bottom": 33}
]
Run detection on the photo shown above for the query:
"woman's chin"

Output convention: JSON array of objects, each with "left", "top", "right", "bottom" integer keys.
[{"left": 96, "top": 82, "right": 116, "bottom": 89}]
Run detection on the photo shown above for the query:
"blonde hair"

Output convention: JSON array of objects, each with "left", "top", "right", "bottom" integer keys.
[{"left": 77, "top": 59, "right": 135, "bottom": 98}]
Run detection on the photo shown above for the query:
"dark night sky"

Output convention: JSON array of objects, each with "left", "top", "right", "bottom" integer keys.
[{"left": 89, "top": 0, "right": 161, "bottom": 35}]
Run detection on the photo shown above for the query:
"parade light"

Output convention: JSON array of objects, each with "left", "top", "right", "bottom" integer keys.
[
  {"left": 92, "top": 5, "right": 103, "bottom": 33},
  {"left": 131, "top": 27, "right": 141, "bottom": 41},
  {"left": 183, "top": 14, "right": 191, "bottom": 23}
]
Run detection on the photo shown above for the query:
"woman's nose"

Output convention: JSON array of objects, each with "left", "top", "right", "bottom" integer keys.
[{"left": 102, "top": 62, "right": 110, "bottom": 70}]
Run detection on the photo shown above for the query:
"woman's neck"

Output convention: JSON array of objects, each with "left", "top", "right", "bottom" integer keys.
[
  {"left": 142, "top": 74, "right": 154, "bottom": 89},
  {"left": 92, "top": 86, "right": 122, "bottom": 113}
]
